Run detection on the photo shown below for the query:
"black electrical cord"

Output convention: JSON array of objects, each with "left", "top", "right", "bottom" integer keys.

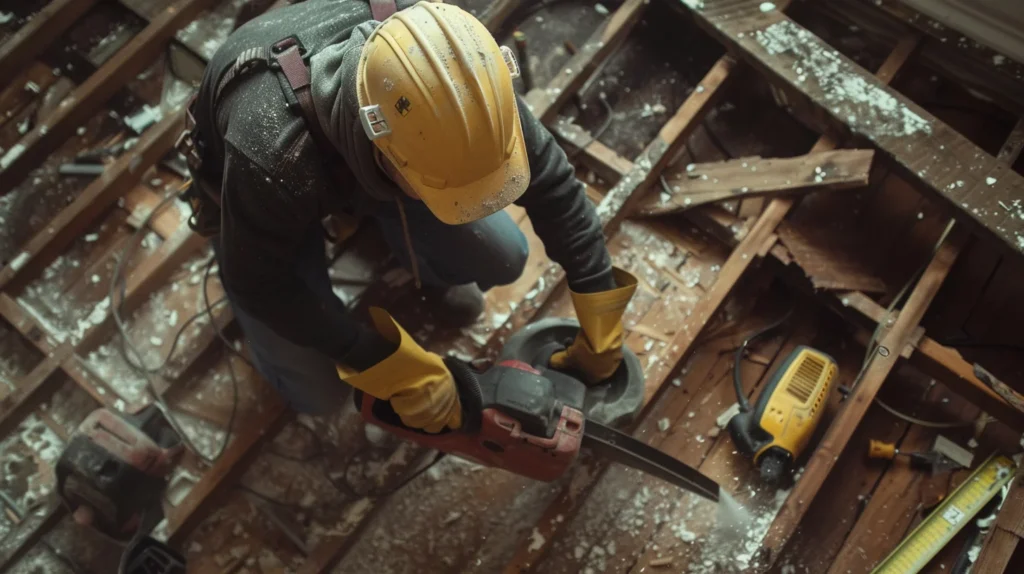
[
  {"left": 569, "top": 93, "right": 615, "bottom": 159},
  {"left": 733, "top": 310, "right": 794, "bottom": 412},
  {"left": 110, "top": 187, "right": 238, "bottom": 464}
]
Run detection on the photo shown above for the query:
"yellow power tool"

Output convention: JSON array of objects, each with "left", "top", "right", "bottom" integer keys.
[{"left": 728, "top": 320, "right": 838, "bottom": 484}]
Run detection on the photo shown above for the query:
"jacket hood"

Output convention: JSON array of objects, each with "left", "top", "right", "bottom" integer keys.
[{"left": 310, "top": 21, "right": 398, "bottom": 203}]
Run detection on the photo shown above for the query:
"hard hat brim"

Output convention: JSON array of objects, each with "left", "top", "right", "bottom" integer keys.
[{"left": 408, "top": 116, "right": 531, "bottom": 226}]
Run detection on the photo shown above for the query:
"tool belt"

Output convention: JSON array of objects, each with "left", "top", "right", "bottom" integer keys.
[{"left": 175, "top": 0, "right": 398, "bottom": 237}]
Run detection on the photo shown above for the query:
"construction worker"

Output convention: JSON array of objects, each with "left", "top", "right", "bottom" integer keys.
[{"left": 189, "top": 0, "right": 636, "bottom": 432}]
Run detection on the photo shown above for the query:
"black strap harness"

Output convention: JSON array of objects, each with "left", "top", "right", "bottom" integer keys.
[{"left": 176, "top": 0, "right": 398, "bottom": 236}]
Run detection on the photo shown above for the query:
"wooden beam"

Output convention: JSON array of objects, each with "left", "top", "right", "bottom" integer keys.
[
  {"left": 758, "top": 226, "right": 968, "bottom": 568},
  {"left": 480, "top": 0, "right": 520, "bottom": 32},
  {"left": 166, "top": 395, "right": 290, "bottom": 546},
  {"left": 0, "top": 504, "right": 65, "bottom": 572},
  {"left": 828, "top": 291, "right": 1024, "bottom": 431},
  {"left": 0, "top": 348, "right": 71, "bottom": 439},
  {"left": 75, "top": 227, "right": 207, "bottom": 355},
  {"left": 972, "top": 528, "right": 1020, "bottom": 574},
  {"left": 549, "top": 118, "right": 633, "bottom": 181},
  {"left": 0, "top": 0, "right": 100, "bottom": 81},
  {"left": 123, "top": 185, "right": 184, "bottom": 240},
  {"left": 0, "top": 114, "right": 183, "bottom": 292},
  {"left": 678, "top": 0, "right": 1024, "bottom": 260},
  {"left": 0, "top": 0, "right": 216, "bottom": 198},
  {"left": 635, "top": 149, "right": 875, "bottom": 217},
  {"left": 997, "top": 117, "right": 1024, "bottom": 166},
  {"left": 596, "top": 57, "right": 736, "bottom": 231},
  {"left": 523, "top": 0, "right": 647, "bottom": 123}
]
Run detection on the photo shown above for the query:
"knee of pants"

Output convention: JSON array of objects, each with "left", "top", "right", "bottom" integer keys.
[{"left": 480, "top": 233, "right": 529, "bottom": 288}]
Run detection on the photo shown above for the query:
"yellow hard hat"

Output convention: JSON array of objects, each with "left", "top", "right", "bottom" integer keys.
[{"left": 356, "top": 2, "right": 530, "bottom": 225}]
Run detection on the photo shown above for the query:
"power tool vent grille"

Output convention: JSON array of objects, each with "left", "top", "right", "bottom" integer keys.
[{"left": 787, "top": 354, "right": 825, "bottom": 403}]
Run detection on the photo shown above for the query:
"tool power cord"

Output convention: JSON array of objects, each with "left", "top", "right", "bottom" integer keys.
[
  {"left": 733, "top": 309, "right": 794, "bottom": 413},
  {"left": 110, "top": 186, "right": 247, "bottom": 465}
]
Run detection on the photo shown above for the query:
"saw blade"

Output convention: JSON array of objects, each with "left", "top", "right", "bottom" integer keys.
[{"left": 582, "top": 420, "right": 720, "bottom": 503}]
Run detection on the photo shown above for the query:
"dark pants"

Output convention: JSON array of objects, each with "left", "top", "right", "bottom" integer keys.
[{"left": 228, "top": 198, "right": 529, "bottom": 413}]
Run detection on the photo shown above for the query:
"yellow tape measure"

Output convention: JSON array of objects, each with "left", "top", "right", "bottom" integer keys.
[{"left": 871, "top": 454, "right": 1016, "bottom": 574}]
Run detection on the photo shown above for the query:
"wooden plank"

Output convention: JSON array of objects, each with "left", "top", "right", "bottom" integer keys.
[
  {"left": 593, "top": 56, "right": 736, "bottom": 233},
  {"left": 996, "top": 469, "right": 1024, "bottom": 538},
  {"left": 523, "top": 0, "right": 647, "bottom": 123},
  {"left": 758, "top": 227, "right": 968, "bottom": 568},
  {"left": 0, "top": 114, "right": 183, "bottom": 292},
  {"left": 0, "top": 0, "right": 100, "bottom": 81},
  {"left": 972, "top": 528, "right": 1020, "bottom": 574},
  {"left": 0, "top": 0, "right": 216, "bottom": 198},
  {"left": 0, "top": 504, "right": 65, "bottom": 572},
  {"left": 549, "top": 118, "right": 634, "bottom": 181},
  {"left": 679, "top": 0, "right": 1024, "bottom": 259},
  {"left": 912, "top": 339, "right": 1024, "bottom": 432},
  {"left": 635, "top": 149, "right": 875, "bottom": 217},
  {"left": 997, "top": 117, "right": 1024, "bottom": 166},
  {"left": 75, "top": 227, "right": 207, "bottom": 354},
  {"left": 166, "top": 394, "right": 290, "bottom": 545},
  {"left": 123, "top": 185, "right": 185, "bottom": 240},
  {"left": 776, "top": 221, "right": 888, "bottom": 293},
  {"left": 480, "top": 0, "right": 520, "bottom": 32},
  {"left": 0, "top": 348, "right": 71, "bottom": 439}
]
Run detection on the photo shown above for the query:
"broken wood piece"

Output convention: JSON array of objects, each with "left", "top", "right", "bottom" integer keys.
[
  {"left": 649, "top": 556, "right": 675, "bottom": 567},
  {"left": 777, "top": 221, "right": 888, "bottom": 293},
  {"left": 123, "top": 185, "right": 184, "bottom": 239},
  {"left": 634, "top": 150, "right": 875, "bottom": 217},
  {"left": 973, "top": 364, "right": 1024, "bottom": 416},
  {"left": 629, "top": 324, "right": 675, "bottom": 343}
]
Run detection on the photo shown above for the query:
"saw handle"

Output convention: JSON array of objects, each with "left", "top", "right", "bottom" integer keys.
[
  {"left": 357, "top": 357, "right": 484, "bottom": 434},
  {"left": 359, "top": 360, "right": 584, "bottom": 481}
]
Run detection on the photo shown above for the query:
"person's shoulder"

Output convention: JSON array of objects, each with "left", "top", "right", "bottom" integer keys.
[{"left": 222, "top": 77, "right": 318, "bottom": 182}]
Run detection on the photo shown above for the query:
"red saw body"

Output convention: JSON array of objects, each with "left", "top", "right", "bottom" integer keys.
[
  {"left": 360, "top": 360, "right": 585, "bottom": 481},
  {"left": 359, "top": 355, "right": 721, "bottom": 502}
]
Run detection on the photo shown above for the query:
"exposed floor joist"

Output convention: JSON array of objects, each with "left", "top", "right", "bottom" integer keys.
[
  {"left": 0, "top": 0, "right": 216, "bottom": 197},
  {"left": 678, "top": 0, "right": 1024, "bottom": 259}
]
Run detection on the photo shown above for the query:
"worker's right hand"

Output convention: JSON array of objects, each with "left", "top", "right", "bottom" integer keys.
[{"left": 337, "top": 308, "right": 462, "bottom": 433}]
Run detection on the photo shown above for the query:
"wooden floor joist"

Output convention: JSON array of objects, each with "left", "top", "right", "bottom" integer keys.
[
  {"left": 523, "top": 0, "right": 647, "bottom": 123},
  {"left": 0, "top": 0, "right": 216, "bottom": 198},
  {"left": 678, "top": 0, "right": 1024, "bottom": 259},
  {"left": 0, "top": 0, "right": 101, "bottom": 82},
  {"left": 0, "top": 113, "right": 184, "bottom": 292}
]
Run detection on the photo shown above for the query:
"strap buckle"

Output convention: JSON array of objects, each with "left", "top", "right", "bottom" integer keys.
[{"left": 269, "top": 35, "right": 308, "bottom": 68}]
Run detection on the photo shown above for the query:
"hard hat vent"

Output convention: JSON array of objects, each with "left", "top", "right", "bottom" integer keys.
[{"left": 358, "top": 105, "right": 391, "bottom": 140}]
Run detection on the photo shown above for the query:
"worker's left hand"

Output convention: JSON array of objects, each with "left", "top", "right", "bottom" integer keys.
[
  {"left": 550, "top": 267, "right": 638, "bottom": 384},
  {"left": 338, "top": 308, "right": 462, "bottom": 433}
]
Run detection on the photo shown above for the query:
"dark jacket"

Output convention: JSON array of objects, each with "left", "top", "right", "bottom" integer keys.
[{"left": 194, "top": 0, "right": 613, "bottom": 368}]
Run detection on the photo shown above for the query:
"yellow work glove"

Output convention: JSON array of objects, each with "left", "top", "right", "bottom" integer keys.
[
  {"left": 337, "top": 308, "right": 462, "bottom": 433},
  {"left": 550, "top": 267, "right": 638, "bottom": 384}
]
